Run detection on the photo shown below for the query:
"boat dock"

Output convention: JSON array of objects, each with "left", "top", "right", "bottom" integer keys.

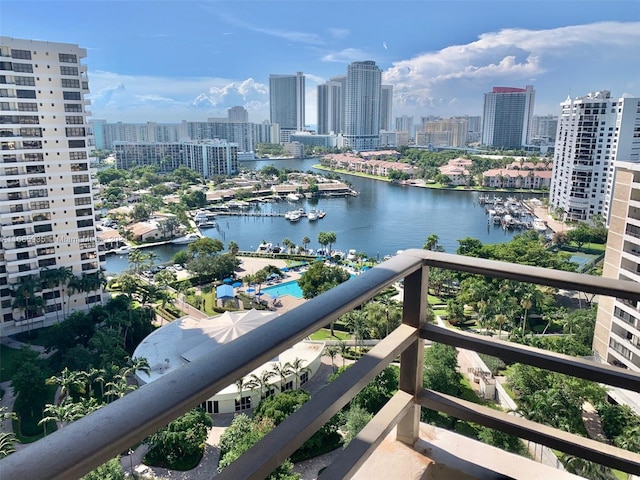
[{"left": 216, "top": 212, "right": 286, "bottom": 217}]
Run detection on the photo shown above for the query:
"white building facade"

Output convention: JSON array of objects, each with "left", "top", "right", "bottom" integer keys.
[
  {"left": 0, "top": 37, "right": 104, "bottom": 336},
  {"left": 549, "top": 92, "right": 640, "bottom": 223}
]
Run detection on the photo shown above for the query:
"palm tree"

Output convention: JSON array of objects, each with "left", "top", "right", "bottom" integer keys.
[
  {"left": 337, "top": 340, "right": 349, "bottom": 368},
  {"left": 65, "top": 275, "right": 84, "bottom": 317},
  {"left": 495, "top": 314, "right": 508, "bottom": 339},
  {"left": 235, "top": 376, "right": 249, "bottom": 410},
  {"left": 288, "top": 358, "right": 310, "bottom": 389},
  {"left": 228, "top": 240, "right": 239, "bottom": 256},
  {"left": 127, "top": 249, "right": 149, "bottom": 274},
  {"left": 423, "top": 233, "right": 440, "bottom": 251},
  {"left": 301, "top": 236, "right": 311, "bottom": 254},
  {"left": 247, "top": 370, "right": 275, "bottom": 400},
  {"left": 12, "top": 275, "right": 43, "bottom": 332},
  {"left": 324, "top": 346, "right": 338, "bottom": 372},
  {"left": 520, "top": 294, "right": 533, "bottom": 335},
  {"left": 271, "top": 362, "right": 293, "bottom": 392},
  {"left": 345, "top": 310, "right": 367, "bottom": 356}
]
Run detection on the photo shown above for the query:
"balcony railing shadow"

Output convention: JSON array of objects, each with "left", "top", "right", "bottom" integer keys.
[{"left": 1, "top": 249, "right": 640, "bottom": 479}]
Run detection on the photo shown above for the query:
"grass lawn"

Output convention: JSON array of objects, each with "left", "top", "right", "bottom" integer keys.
[
  {"left": 309, "top": 329, "right": 351, "bottom": 341},
  {"left": 0, "top": 344, "right": 26, "bottom": 383}
]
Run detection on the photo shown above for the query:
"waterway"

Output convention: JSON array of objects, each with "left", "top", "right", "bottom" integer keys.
[{"left": 105, "top": 158, "right": 544, "bottom": 275}]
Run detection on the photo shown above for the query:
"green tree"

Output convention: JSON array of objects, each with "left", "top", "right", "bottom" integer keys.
[
  {"left": 80, "top": 458, "right": 126, "bottom": 480},
  {"left": 342, "top": 404, "right": 373, "bottom": 447},
  {"left": 144, "top": 408, "right": 213, "bottom": 469},
  {"left": 297, "top": 261, "right": 351, "bottom": 299},
  {"left": 188, "top": 237, "right": 224, "bottom": 256}
]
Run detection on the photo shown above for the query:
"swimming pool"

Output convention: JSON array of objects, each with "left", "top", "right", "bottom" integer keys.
[{"left": 262, "top": 280, "right": 304, "bottom": 299}]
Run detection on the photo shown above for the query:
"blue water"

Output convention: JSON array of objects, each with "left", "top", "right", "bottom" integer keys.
[
  {"left": 262, "top": 280, "right": 304, "bottom": 299},
  {"left": 105, "top": 157, "right": 544, "bottom": 275}
]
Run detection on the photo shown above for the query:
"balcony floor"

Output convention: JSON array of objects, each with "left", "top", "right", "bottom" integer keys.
[{"left": 351, "top": 424, "right": 583, "bottom": 480}]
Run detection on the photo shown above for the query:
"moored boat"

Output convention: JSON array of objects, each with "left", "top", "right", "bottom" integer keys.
[{"left": 171, "top": 233, "right": 199, "bottom": 244}]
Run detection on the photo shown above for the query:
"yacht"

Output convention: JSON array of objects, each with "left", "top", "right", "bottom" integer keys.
[
  {"left": 256, "top": 242, "right": 273, "bottom": 253},
  {"left": 307, "top": 209, "right": 318, "bottom": 221},
  {"left": 533, "top": 218, "right": 548, "bottom": 233},
  {"left": 347, "top": 249, "right": 357, "bottom": 261},
  {"left": 286, "top": 193, "right": 302, "bottom": 202},
  {"left": 196, "top": 219, "right": 217, "bottom": 228},
  {"left": 288, "top": 210, "right": 302, "bottom": 222},
  {"left": 113, "top": 245, "right": 131, "bottom": 255},
  {"left": 171, "top": 233, "right": 199, "bottom": 244},
  {"left": 318, "top": 210, "right": 326, "bottom": 219}
]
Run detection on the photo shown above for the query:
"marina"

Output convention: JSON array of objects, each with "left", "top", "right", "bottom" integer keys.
[{"left": 105, "top": 158, "right": 547, "bottom": 275}]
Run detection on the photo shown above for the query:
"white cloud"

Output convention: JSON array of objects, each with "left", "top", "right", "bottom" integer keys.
[
  {"left": 322, "top": 48, "right": 375, "bottom": 63},
  {"left": 328, "top": 28, "right": 350, "bottom": 39},
  {"left": 385, "top": 21, "right": 640, "bottom": 117}
]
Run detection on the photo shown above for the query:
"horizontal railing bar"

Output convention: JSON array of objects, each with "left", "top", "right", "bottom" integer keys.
[
  {"left": 421, "top": 323, "right": 640, "bottom": 391},
  {"left": 419, "top": 389, "right": 640, "bottom": 475},
  {"left": 318, "top": 390, "right": 415, "bottom": 479},
  {"left": 420, "top": 249, "right": 640, "bottom": 301},
  {"left": 0, "top": 254, "right": 425, "bottom": 480},
  {"left": 216, "top": 324, "right": 419, "bottom": 480}
]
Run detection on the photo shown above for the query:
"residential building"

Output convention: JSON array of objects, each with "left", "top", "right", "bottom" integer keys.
[
  {"left": 421, "top": 118, "right": 469, "bottom": 147},
  {"left": 227, "top": 106, "right": 249, "bottom": 123},
  {"left": 549, "top": 92, "right": 640, "bottom": 223},
  {"left": 438, "top": 158, "right": 472, "bottom": 186},
  {"left": 317, "top": 76, "right": 345, "bottom": 135},
  {"left": 530, "top": 114, "right": 558, "bottom": 143},
  {"left": 344, "top": 61, "right": 382, "bottom": 152},
  {"left": 0, "top": 37, "right": 104, "bottom": 336},
  {"left": 380, "top": 85, "right": 393, "bottom": 132},
  {"left": 481, "top": 85, "right": 535, "bottom": 149},
  {"left": 395, "top": 115, "right": 414, "bottom": 139},
  {"left": 113, "top": 140, "right": 239, "bottom": 177},
  {"left": 269, "top": 72, "right": 305, "bottom": 143},
  {"left": 594, "top": 161, "right": 640, "bottom": 411}
]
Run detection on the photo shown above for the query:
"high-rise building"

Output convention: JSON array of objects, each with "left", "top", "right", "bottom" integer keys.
[
  {"left": 594, "top": 158, "right": 640, "bottom": 383},
  {"left": 228, "top": 106, "right": 249, "bottom": 123},
  {"left": 530, "top": 114, "right": 558, "bottom": 142},
  {"left": 344, "top": 61, "right": 382, "bottom": 152},
  {"left": 549, "top": 92, "right": 640, "bottom": 223},
  {"left": 380, "top": 85, "right": 393, "bottom": 132},
  {"left": 269, "top": 72, "right": 305, "bottom": 143},
  {"left": 421, "top": 119, "right": 469, "bottom": 147},
  {"left": 317, "top": 76, "right": 345, "bottom": 135},
  {"left": 0, "top": 37, "right": 104, "bottom": 336},
  {"left": 113, "top": 140, "right": 239, "bottom": 177},
  {"left": 481, "top": 85, "right": 535, "bottom": 149},
  {"left": 395, "top": 115, "right": 414, "bottom": 138}
]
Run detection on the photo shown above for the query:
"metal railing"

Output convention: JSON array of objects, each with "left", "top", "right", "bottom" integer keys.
[{"left": 1, "top": 249, "right": 640, "bottom": 479}]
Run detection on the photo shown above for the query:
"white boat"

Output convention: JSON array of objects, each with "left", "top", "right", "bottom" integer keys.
[
  {"left": 533, "top": 218, "right": 548, "bottom": 232},
  {"left": 307, "top": 209, "right": 318, "bottom": 221},
  {"left": 347, "top": 249, "right": 357, "bottom": 261},
  {"left": 197, "top": 220, "right": 217, "bottom": 228},
  {"left": 114, "top": 245, "right": 131, "bottom": 255},
  {"left": 286, "top": 193, "right": 301, "bottom": 202},
  {"left": 288, "top": 211, "right": 302, "bottom": 222},
  {"left": 256, "top": 242, "right": 273, "bottom": 253},
  {"left": 171, "top": 233, "right": 199, "bottom": 244},
  {"left": 194, "top": 211, "right": 208, "bottom": 222}
]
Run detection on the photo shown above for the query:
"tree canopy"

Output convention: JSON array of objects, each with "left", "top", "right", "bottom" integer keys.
[{"left": 297, "top": 261, "right": 351, "bottom": 299}]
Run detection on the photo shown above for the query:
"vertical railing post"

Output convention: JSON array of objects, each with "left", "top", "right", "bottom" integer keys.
[{"left": 396, "top": 262, "right": 428, "bottom": 445}]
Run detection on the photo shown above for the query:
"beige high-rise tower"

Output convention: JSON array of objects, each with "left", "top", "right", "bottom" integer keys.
[{"left": 0, "top": 37, "right": 104, "bottom": 336}]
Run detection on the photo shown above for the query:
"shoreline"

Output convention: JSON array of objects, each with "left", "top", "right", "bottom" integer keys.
[{"left": 312, "top": 164, "right": 548, "bottom": 196}]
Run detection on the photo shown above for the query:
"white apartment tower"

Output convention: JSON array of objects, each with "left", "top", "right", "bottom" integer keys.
[
  {"left": 0, "top": 37, "right": 104, "bottom": 336},
  {"left": 549, "top": 92, "right": 640, "bottom": 223},
  {"left": 317, "top": 76, "right": 345, "bottom": 135},
  {"left": 269, "top": 72, "right": 305, "bottom": 143},
  {"left": 344, "top": 61, "right": 382, "bottom": 152},
  {"left": 380, "top": 85, "right": 393, "bottom": 132},
  {"left": 481, "top": 85, "right": 535, "bottom": 149},
  {"left": 228, "top": 106, "right": 249, "bottom": 123}
]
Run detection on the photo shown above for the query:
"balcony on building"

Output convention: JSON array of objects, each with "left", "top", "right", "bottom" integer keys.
[{"left": 1, "top": 250, "right": 639, "bottom": 480}]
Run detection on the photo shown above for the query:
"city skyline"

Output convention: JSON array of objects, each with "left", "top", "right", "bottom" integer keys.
[{"left": 2, "top": 1, "right": 639, "bottom": 124}]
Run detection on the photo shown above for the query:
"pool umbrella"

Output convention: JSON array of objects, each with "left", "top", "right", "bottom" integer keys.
[
  {"left": 255, "top": 291, "right": 264, "bottom": 296},
  {"left": 281, "top": 267, "right": 289, "bottom": 272},
  {"left": 232, "top": 281, "right": 242, "bottom": 288},
  {"left": 246, "top": 287, "right": 256, "bottom": 293},
  {"left": 223, "top": 278, "right": 233, "bottom": 284}
]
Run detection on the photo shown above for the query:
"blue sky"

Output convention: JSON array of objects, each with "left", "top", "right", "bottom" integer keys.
[{"left": 2, "top": 0, "right": 639, "bottom": 125}]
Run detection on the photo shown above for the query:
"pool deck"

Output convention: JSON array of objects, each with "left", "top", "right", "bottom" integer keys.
[{"left": 235, "top": 256, "right": 307, "bottom": 312}]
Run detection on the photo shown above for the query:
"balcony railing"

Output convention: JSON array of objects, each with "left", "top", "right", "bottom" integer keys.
[{"left": 1, "top": 249, "right": 640, "bottom": 480}]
